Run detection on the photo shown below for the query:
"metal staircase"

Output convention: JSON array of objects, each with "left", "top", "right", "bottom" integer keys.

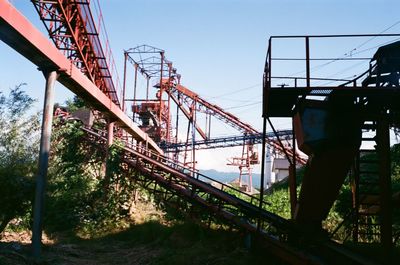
[
  {"left": 80, "top": 125, "right": 376, "bottom": 265},
  {"left": 352, "top": 133, "right": 382, "bottom": 243},
  {"left": 349, "top": 110, "right": 394, "bottom": 260},
  {"left": 82, "top": 126, "right": 288, "bottom": 232},
  {"left": 31, "top": 0, "right": 121, "bottom": 106}
]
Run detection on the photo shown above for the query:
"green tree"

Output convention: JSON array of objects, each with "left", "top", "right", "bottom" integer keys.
[
  {"left": 45, "top": 105, "right": 135, "bottom": 236},
  {"left": 0, "top": 84, "right": 39, "bottom": 233},
  {"left": 64, "top": 95, "right": 86, "bottom": 112}
]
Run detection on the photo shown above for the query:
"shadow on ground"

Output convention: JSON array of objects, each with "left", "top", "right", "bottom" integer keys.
[{"left": 0, "top": 221, "right": 284, "bottom": 265}]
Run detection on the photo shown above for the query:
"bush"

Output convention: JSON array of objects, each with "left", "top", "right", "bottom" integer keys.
[
  {"left": 45, "top": 117, "right": 137, "bottom": 237},
  {"left": 0, "top": 84, "right": 39, "bottom": 233}
]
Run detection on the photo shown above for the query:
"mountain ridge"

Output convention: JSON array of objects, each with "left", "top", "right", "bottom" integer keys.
[{"left": 199, "top": 169, "right": 261, "bottom": 189}]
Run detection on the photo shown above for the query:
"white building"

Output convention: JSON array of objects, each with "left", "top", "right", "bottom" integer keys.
[
  {"left": 264, "top": 144, "right": 291, "bottom": 189},
  {"left": 272, "top": 158, "right": 290, "bottom": 182}
]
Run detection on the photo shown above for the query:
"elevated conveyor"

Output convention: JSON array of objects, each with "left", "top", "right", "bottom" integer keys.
[
  {"left": 0, "top": 0, "right": 162, "bottom": 154},
  {"left": 166, "top": 81, "right": 307, "bottom": 164},
  {"left": 160, "top": 130, "right": 293, "bottom": 152},
  {"left": 294, "top": 137, "right": 361, "bottom": 227},
  {"left": 263, "top": 35, "right": 400, "bottom": 255},
  {"left": 80, "top": 125, "right": 376, "bottom": 265},
  {"left": 293, "top": 97, "right": 363, "bottom": 227},
  {"left": 31, "top": 0, "right": 121, "bottom": 106}
]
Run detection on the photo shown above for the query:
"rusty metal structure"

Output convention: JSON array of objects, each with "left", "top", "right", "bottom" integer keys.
[
  {"left": 123, "top": 46, "right": 305, "bottom": 191},
  {"left": 80, "top": 125, "right": 376, "bottom": 265},
  {"left": 1, "top": 0, "right": 398, "bottom": 263},
  {"left": 0, "top": 0, "right": 161, "bottom": 258},
  {"left": 160, "top": 130, "right": 293, "bottom": 152},
  {"left": 31, "top": 0, "right": 121, "bottom": 106},
  {"left": 263, "top": 34, "right": 400, "bottom": 259}
]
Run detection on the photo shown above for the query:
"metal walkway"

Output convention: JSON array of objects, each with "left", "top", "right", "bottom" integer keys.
[
  {"left": 0, "top": 2, "right": 386, "bottom": 263},
  {"left": 0, "top": 0, "right": 162, "bottom": 154},
  {"left": 160, "top": 130, "right": 293, "bottom": 152},
  {"left": 82, "top": 126, "right": 376, "bottom": 265}
]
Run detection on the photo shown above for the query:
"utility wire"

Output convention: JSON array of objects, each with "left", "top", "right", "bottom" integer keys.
[
  {"left": 314, "top": 21, "right": 400, "bottom": 74},
  {"left": 318, "top": 36, "right": 400, "bottom": 86},
  {"left": 225, "top": 101, "right": 262, "bottom": 110},
  {"left": 199, "top": 84, "right": 261, "bottom": 112},
  {"left": 281, "top": 20, "right": 400, "bottom": 81},
  {"left": 352, "top": 37, "right": 400, "bottom": 56},
  {"left": 347, "top": 20, "right": 400, "bottom": 55},
  {"left": 208, "top": 83, "right": 261, "bottom": 100},
  {"left": 214, "top": 96, "right": 262, "bottom": 103}
]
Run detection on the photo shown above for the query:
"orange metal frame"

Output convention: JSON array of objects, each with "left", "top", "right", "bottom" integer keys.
[{"left": 0, "top": 0, "right": 162, "bottom": 154}]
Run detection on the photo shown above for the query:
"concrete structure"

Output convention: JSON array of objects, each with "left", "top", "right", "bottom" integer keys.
[{"left": 272, "top": 158, "right": 290, "bottom": 182}]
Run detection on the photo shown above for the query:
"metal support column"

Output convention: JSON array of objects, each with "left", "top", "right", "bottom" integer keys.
[
  {"left": 104, "top": 121, "right": 115, "bottom": 190},
  {"left": 239, "top": 142, "right": 245, "bottom": 187},
  {"left": 167, "top": 63, "right": 172, "bottom": 142},
  {"left": 377, "top": 113, "right": 392, "bottom": 256},
  {"left": 184, "top": 121, "right": 191, "bottom": 166},
  {"left": 146, "top": 75, "right": 149, "bottom": 101},
  {"left": 351, "top": 155, "right": 360, "bottom": 242},
  {"left": 208, "top": 114, "right": 212, "bottom": 139},
  {"left": 289, "top": 119, "right": 297, "bottom": 218},
  {"left": 191, "top": 102, "right": 196, "bottom": 175},
  {"left": 122, "top": 52, "right": 128, "bottom": 111},
  {"left": 107, "top": 121, "right": 114, "bottom": 146},
  {"left": 248, "top": 146, "right": 253, "bottom": 192},
  {"left": 159, "top": 51, "right": 165, "bottom": 139},
  {"left": 257, "top": 115, "right": 267, "bottom": 231},
  {"left": 175, "top": 93, "right": 180, "bottom": 162},
  {"left": 32, "top": 70, "right": 58, "bottom": 259},
  {"left": 305, "top": 37, "right": 310, "bottom": 88},
  {"left": 133, "top": 63, "right": 138, "bottom": 122},
  {"left": 258, "top": 38, "right": 270, "bottom": 231}
]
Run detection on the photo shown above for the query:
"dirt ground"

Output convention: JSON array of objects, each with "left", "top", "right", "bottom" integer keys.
[
  {"left": 0, "top": 232, "right": 161, "bottom": 265},
  {"left": 0, "top": 200, "right": 280, "bottom": 265},
  {"left": 0, "top": 222, "right": 278, "bottom": 265},
  {"left": 0, "top": 228, "right": 183, "bottom": 265}
]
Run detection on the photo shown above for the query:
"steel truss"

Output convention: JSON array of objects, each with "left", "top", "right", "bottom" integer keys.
[
  {"left": 160, "top": 130, "right": 293, "bottom": 152},
  {"left": 123, "top": 46, "right": 306, "bottom": 191},
  {"left": 263, "top": 34, "right": 400, "bottom": 256},
  {"left": 31, "top": 0, "right": 120, "bottom": 105},
  {"left": 82, "top": 125, "right": 373, "bottom": 265}
]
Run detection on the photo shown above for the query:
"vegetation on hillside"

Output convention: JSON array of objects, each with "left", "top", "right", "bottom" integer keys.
[
  {"left": 0, "top": 84, "right": 39, "bottom": 233},
  {"left": 1, "top": 86, "right": 399, "bottom": 264},
  {"left": 264, "top": 150, "right": 400, "bottom": 245},
  {"left": 0, "top": 89, "right": 150, "bottom": 237},
  {"left": 0, "top": 90, "right": 282, "bottom": 264}
]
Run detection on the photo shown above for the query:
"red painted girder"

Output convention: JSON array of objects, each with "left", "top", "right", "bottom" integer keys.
[
  {"left": 171, "top": 83, "right": 305, "bottom": 164},
  {"left": 31, "top": 0, "right": 120, "bottom": 106},
  {"left": 0, "top": 0, "right": 162, "bottom": 154},
  {"left": 175, "top": 84, "right": 257, "bottom": 134},
  {"left": 168, "top": 92, "right": 208, "bottom": 140}
]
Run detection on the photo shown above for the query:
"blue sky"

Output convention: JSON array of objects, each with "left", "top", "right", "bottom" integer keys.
[{"left": 1, "top": 0, "right": 399, "bottom": 171}]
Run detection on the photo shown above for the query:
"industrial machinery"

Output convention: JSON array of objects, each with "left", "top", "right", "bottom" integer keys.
[
  {"left": 2, "top": 1, "right": 398, "bottom": 263},
  {"left": 122, "top": 45, "right": 305, "bottom": 191},
  {"left": 263, "top": 34, "right": 400, "bottom": 257}
]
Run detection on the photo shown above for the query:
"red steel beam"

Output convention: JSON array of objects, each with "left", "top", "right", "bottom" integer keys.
[
  {"left": 31, "top": 0, "right": 120, "bottom": 106},
  {"left": 174, "top": 83, "right": 258, "bottom": 134},
  {"left": 169, "top": 82, "right": 306, "bottom": 164},
  {"left": 0, "top": 0, "right": 163, "bottom": 154},
  {"left": 168, "top": 93, "right": 208, "bottom": 140}
]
